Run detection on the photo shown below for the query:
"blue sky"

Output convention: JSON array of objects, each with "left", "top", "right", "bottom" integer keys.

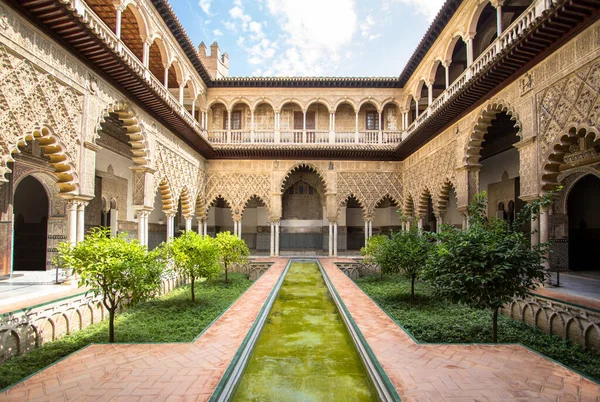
[{"left": 169, "top": 0, "right": 445, "bottom": 77}]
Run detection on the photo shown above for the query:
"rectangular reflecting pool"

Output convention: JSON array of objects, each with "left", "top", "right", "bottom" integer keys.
[{"left": 232, "top": 261, "right": 378, "bottom": 401}]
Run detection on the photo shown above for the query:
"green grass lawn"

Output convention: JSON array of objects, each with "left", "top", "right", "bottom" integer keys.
[
  {"left": 0, "top": 273, "right": 252, "bottom": 390},
  {"left": 355, "top": 274, "right": 600, "bottom": 382}
]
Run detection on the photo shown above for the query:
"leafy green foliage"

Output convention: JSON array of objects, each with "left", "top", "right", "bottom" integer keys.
[
  {"left": 215, "top": 231, "right": 249, "bottom": 283},
  {"left": 424, "top": 192, "right": 550, "bottom": 342},
  {"left": 356, "top": 274, "right": 600, "bottom": 382},
  {"left": 375, "top": 227, "right": 433, "bottom": 298},
  {"left": 56, "top": 228, "right": 163, "bottom": 342},
  {"left": 159, "top": 231, "right": 221, "bottom": 301},
  {"left": 0, "top": 273, "right": 252, "bottom": 390},
  {"left": 360, "top": 234, "right": 389, "bottom": 261}
]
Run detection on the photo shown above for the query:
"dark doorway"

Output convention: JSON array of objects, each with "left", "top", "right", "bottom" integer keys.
[
  {"left": 13, "top": 176, "right": 49, "bottom": 271},
  {"left": 568, "top": 175, "right": 600, "bottom": 271}
]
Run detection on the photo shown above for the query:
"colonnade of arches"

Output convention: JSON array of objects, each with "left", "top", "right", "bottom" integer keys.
[
  {"left": 206, "top": 98, "right": 403, "bottom": 144},
  {"left": 404, "top": 0, "right": 533, "bottom": 127}
]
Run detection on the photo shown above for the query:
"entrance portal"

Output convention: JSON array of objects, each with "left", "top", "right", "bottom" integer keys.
[
  {"left": 280, "top": 166, "right": 326, "bottom": 251},
  {"left": 568, "top": 174, "right": 600, "bottom": 271},
  {"left": 13, "top": 176, "right": 49, "bottom": 271}
]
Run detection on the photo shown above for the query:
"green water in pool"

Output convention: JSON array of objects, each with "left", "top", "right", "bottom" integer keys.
[{"left": 231, "top": 261, "right": 377, "bottom": 401}]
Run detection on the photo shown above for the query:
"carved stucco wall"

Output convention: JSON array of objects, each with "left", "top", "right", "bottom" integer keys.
[
  {"left": 400, "top": 20, "right": 600, "bottom": 213},
  {"left": 0, "top": 6, "right": 206, "bottom": 214}
]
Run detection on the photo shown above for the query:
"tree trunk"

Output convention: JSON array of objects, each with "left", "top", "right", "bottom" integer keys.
[
  {"left": 108, "top": 308, "right": 116, "bottom": 343},
  {"left": 191, "top": 275, "right": 195, "bottom": 302},
  {"left": 411, "top": 275, "right": 415, "bottom": 300},
  {"left": 225, "top": 263, "right": 229, "bottom": 284},
  {"left": 492, "top": 306, "right": 499, "bottom": 343}
]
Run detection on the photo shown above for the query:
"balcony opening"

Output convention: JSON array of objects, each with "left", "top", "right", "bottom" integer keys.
[
  {"left": 430, "top": 61, "right": 446, "bottom": 103},
  {"left": 472, "top": 3, "right": 498, "bottom": 60},
  {"left": 148, "top": 38, "right": 168, "bottom": 84},
  {"left": 120, "top": 5, "right": 146, "bottom": 62},
  {"left": 280, "top": 101, "right": 303, "bottom": 143},
  {"left": 334, "top": 102, "right": 356, "bottom": 143},
  {"left": 447, "top": 37, "right": 467, "bottom": 84},
  {"left": 253, "top": 102, "right": 275, "bottom": 143}
]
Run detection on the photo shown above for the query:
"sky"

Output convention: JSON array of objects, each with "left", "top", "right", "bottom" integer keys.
[{"left": 169, "top": 0, "right": 446, "bottom": 77}]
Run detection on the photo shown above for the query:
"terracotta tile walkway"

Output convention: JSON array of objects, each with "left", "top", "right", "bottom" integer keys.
[
  {"left": 320, "top": 258, "right": 600, "bottom": 402},
  {"left": 3, "top": 257, "right": 600, "bottom": 401},
  {"left": 0, "top": 258, "right": 288, "bottom": 402}
]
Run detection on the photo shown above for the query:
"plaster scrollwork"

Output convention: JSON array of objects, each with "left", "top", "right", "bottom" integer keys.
[
  {"left": 153, "top": 141, "right": 200, "bottom": 210},
  {"left": 204, "top": 172, "right": 272, "bottom": 218},
  {"left": 0, "top": 45, "right": 83, "bottom": 194},
  {"left": 538, "top": 60, "right": 600, "bottom": 190},
  {"left": 336, "top": 172, "right": 403, "bottom": 218}
]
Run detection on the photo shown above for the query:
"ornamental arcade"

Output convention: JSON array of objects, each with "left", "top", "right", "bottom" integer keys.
[{"left": 0, "top": 0, "right": 599, "bottom": 276}]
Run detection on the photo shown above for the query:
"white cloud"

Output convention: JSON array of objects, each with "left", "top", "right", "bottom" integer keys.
[
  {"left": 384, "top": 0, "right": 445, "bottom": 22},
  {"left": 264, "top": 0, "right": 358, "bottom": 76},
  {"left": 199, "top": 0, "right": 212, "bottom": 15},
  {"left": 213, "top": 29, "right": 223, "bottom": 36},
  {"left": 226, "top": 4, "right": 277, "bottom": 68}
]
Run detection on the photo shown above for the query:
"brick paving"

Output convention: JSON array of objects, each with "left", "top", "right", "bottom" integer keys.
[
  {"left": 0, "top": 258, "right": 288, "bottom": 402},
  {"left": 320, "top": 258, "right": 600, "bottom": 402},
  {"left": 2, "top": 257, "right": 600, "bottom": 401}
]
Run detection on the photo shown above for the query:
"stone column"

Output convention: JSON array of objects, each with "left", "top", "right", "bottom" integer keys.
[
  {"left": 369, "top": 221, "right": 373, "bottom": 238},
  {"left": 275, "top": 221, "right": 280, "bottom": 256},
  {"left": 444, "top": 63, "right": 450, "bottom": 89},
  {"left": 496, "top": 3, "right": 503, "bottom": 35},
  {"left": 378, "top": 112, "right": 383, "bottom": 143},
  {"left": 66, "top": 200, "right": 77, "bottom": 245},
  {"left": 329, "top": 222, "right": 334, "bottom": 256},
  {"left": 436, "top": 214, "right": 444, "bottom": 233},
  {"left": 250, "top": 110, "right": 255, "bottom": 143},
  {"left": 185, "top": 217, "right": 192, "bottom": 232},
  {"left": 415, "top": 98, "right": 420, "bottom": 119},
  {"left": 197, "top": 219, "right": 203, "bottom": 235},
  {"left": 204, "top": 220, "right": 208, "bottom": 236},
  {"left": 428, "top": 84, "right": 433, "bottom": 107},
  {"left": 540, "top": 205, "right": 550, "bottom": 271},
  {"left": 163, "top": 66, "right": 169, "bottom": 87},
  {"left": 270, "top": 222, "right": 275, "bottom": 257},
  {"left": 138, "top": 211, "right": 146, "bottom": 245},
  {"left": 364, "top": 221, "right": 369, "bottom": 246},
  {"left": 226, "top": 110, "right": 232, "bottom": 143},
  {"left": 110, "top": 208, "right": 119, "bottom": 238},
  {"left": 166, "top": 213, "right": 175, "bottom": 240},
  {"left": 302, "top": 111, "right": 307, "bottom": 143},
  {"left": 417, "top": 216, "right": 424, "bottom": 233},
  {"left": 275, "top": 112, "right": 280, "bottom": 143},
  {"left": 115, "top": 7, "right": 122, "bottom": 39},
  {"left": 531, "top": 212, "right": 540, "bottom": 247},
  {"left": 333, "top": 221, "right": 338, "bottom": 257},
  {"left": 76, "top": 201, "right": 87, "bottom": 244},
  {"left": 355, "top": 112, "right": 359, "bottom": 143},
  {"left": 238, "top": 220, "right": 242, "bottom": 239}
]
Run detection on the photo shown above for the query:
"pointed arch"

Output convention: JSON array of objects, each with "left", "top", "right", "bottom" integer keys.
[
  {"left": 403, "top": 193, "right": 416, "bottom": 217},
  {"left": 464, "top": 100, "right": 522, "bottom": 165},
  {"left": 179, "top": 187, "right": 193, "bottom": 218},
  {"left": 241, "top": 194, "right": 270, "bottom": 216},
  {"left": 158, "top": 178, "right": 175, "bottom": 213},
  {"left": 437, "top": 179, "right": 458, "bottom": 213},
  {"left": 205, "top": 194, "right": 234, "bottom": 216},
  {"left": 97, "top": 102, "right": 150, "bottom": 167},
  {"left": 280, "top": 162, "right": 328, "bottom": 193},
  {"left": 374, "top": 194, "right": 402, "bottom": 211},
  {"left": 339, "top": 193, "right": 367, "bottom": 216},
  {"left": 4, "top": 125, "right": 79, "bottom": 194},
  {"left": 542, "top": 125, "right": 599, "bottom": 191},
  {"left": 417, "top": 187, "right": 435, "bottom": 217}
]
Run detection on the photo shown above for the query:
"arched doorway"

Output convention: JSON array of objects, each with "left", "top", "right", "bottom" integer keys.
[
  {"left": 280, "top": 166, "right": 326, "bottom": 251},
  {"left": 342, "top": 196, "right": 365, "bottom": 251},
  {"left": 13, "top": 176, "right": 49, "bottom": 271},
  {"left": 567, "top": 175, "right": 600, "bottom": 271}
]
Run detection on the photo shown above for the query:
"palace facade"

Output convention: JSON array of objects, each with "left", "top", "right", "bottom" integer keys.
[{"left": 1, "top": 0, "right": 599, "bottom": 276}]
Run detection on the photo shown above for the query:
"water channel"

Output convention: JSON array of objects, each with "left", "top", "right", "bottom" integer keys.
[{"left": 231, "top": 260, "right": 377, "bottom": 401}]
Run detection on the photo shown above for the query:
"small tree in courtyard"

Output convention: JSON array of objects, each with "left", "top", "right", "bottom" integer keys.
[
  {"left": 215, "top": 231, "right": 249, "bottom": 283},
  {"left": 375, "top": 226, "right": 433, "bottom": 299},
  {"left": 161, "top": 231, "right": 221, "bottom": 302},
  {"left": 361, "top": 234, "right": 389, "bottom": 279},
  {"left": 424, "top": 192, "right": 551, "bottom": 342},
  {"left": 56, "top": 228, "right": 163, "bottom": 342}
]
